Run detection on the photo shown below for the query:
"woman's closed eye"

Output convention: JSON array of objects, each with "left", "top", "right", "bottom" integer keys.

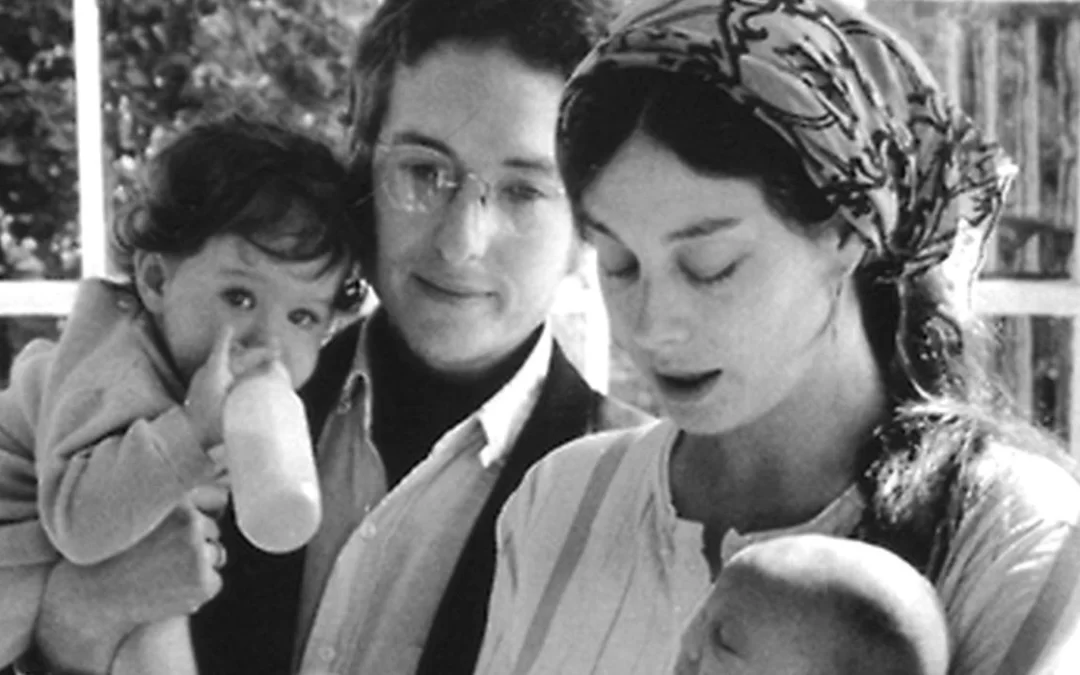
[
  {"left": 600, "top": 257, "right": 640, "bottom": 281},
  {"left": 684, "top": 259, "right": 739, "bottom": 286},
  {"left": 592, "top": 237, "right": 639, "bottom": 281}
]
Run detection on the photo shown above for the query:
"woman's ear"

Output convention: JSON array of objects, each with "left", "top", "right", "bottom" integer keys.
[
  {"left": 133, "top": 251, "right": 170, "bottom": 314},
  {"left": 820, "top": 218, "right": 865, "bottom": 279}
]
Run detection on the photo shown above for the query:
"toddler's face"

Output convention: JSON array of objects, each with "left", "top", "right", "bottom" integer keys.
[
  {"left": 148, "top": 233, "right": 347, "bottom": 389},
  {"left": 675, "top": 565, "right": 833, "bottom": 675}
]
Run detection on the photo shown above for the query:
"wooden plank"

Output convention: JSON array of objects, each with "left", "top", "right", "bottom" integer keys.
[
  {"left": 1066, "top": 18, "right": 1080, "bottom": 281},
  {"left": 1007, "top": 15, "right": 1042, "bottom": 419},
  {"left": 940, "top": 15, "right": 965, "bottom": 106},
  {"left": 1066, "top": 17, "right": 1080, "bottom": 455},
  {"left": 976, "top": 21, "right": 1003, "bottom": 274}
]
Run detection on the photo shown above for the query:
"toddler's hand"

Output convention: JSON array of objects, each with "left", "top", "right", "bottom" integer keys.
[
  {"left": 184, "top": 327, "right": 285, "bottom": 449},
  {"left": 182, "top": 326, "right": 236, "bottom": 449}
]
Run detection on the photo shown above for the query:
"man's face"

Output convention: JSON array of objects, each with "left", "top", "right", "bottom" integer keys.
[{"left": 369, "top": 40, "right": 580, "bottom": 378}]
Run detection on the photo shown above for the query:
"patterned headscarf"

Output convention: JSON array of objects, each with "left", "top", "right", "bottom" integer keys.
[{"left": 558, "top": 0, "right": 1017, "bottom": 279}]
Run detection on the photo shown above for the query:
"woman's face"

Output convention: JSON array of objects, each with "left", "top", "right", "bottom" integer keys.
[{"left": 580, "top": 132, "right": 855, "bottom": 436}]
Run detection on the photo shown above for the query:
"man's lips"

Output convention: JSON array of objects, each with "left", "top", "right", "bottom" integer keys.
[{"left": 414, "top": 274, "right": 493, "bottom": 299}]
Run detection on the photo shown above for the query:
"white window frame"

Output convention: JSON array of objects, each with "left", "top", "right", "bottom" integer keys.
[{"left": 0, "top": 0, "right": 104, "bottom": 316}]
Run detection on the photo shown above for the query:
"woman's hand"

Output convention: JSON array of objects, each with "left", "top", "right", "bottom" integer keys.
[{"left": 35, "top": 485, "right": 228, "bottom": 675}]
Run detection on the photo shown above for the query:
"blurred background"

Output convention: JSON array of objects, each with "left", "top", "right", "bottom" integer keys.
[{"left": 1, "top": 0, "right": 1078, "bottom": 454}]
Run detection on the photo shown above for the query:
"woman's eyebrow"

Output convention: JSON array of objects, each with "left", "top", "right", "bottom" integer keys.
[
  {"left": 577, "top": 212, "right": 741, "bottom": 243},
  {"left": 577, "top": 209, "right": 618, "bottom": 239},
  {"left": 665, "top": 217, "right": 741, "bottom": 243}
]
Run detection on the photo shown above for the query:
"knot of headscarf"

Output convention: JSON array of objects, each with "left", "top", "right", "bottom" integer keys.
[{"left": 559, "top": 0, "right": 1017, "bottom": 280}]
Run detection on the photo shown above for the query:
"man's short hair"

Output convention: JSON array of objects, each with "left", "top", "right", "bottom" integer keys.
[{"left": 344, "top": 0, "right": 618, "bottom": 157}]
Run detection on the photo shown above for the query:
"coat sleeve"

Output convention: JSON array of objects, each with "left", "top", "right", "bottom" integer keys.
[
  {"left": 36, "top": 393, "right": 216, "bottom": 565},
  {"left": 0, "top": 340, "right": 60, "bottom": 669}
]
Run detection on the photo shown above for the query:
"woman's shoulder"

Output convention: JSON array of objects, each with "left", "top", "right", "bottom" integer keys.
[
  {"left": 937, "top": 440, "right": 1080, "bottom": 674},
  {"left": 538, "top": 418, "right": 670, "bottom": 475},
  {"left": 964, "top": 440, "right": 1080, "bottom": 528},
  {"left": 511, "top": 419, "right": 672, "bottom": 511}
]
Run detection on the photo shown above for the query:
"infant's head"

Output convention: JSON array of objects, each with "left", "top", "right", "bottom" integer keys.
[{"left": 675, "top": 534, "right": 949, "bottom": 675}]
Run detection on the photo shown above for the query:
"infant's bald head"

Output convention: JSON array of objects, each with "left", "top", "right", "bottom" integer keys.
[{"left": 676, "top": 534, "right": 949, "bottom": 675}]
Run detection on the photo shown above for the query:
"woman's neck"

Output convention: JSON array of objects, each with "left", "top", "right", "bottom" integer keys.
[{"left": 672, "top": 288, "right": 886, "bottom": 534}]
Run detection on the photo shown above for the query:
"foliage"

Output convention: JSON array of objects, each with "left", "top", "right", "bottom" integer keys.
[{"left": 0, "top": 0, "right": 376, "bottom": 281}]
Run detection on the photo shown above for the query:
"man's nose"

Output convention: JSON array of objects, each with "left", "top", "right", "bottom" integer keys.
[{"left": 432, "top": 178, "right": 499, "bottom": 264}]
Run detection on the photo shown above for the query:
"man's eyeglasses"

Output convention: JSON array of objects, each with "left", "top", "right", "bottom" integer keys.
[{"left": 373, "top": 142, "right": 567, "bottom": 234}]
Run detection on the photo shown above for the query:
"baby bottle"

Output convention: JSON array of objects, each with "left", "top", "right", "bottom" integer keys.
[{"left": 223, "top": 360, "right": 321, "bottom": 553}]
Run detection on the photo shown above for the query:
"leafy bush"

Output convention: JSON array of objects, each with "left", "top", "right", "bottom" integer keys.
[{"left": 0, "top": 0, "right": 375, "bottom": 281}]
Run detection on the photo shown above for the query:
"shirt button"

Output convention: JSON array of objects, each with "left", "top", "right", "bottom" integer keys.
[
  {"left": 318, "top": 645, "right": 336, "bottom": 662},
  {"left": 359, "top": 522, "right": 377, "bottom": 539}
]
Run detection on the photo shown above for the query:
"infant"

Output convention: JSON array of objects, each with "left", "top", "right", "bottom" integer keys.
[{"left": 674, "top": 534, "right": 949, "bottom": 675}]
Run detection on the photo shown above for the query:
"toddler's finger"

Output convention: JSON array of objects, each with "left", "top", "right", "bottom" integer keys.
[
  {"left": 189, "top": 482, "right": 229, "bottom": 517},
  {"left": 206, "top": 324, "right": 236, "bottom": 380}
]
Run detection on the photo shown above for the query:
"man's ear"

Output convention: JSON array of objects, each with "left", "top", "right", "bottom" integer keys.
[{"left": 133, "top": 251, "right": 171, "bottom": 313}]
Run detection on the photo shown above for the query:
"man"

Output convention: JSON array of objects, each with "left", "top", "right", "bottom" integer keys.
[
  {"left": 8, "top": 1, "right": 644, "bottom": 674},
  {"left": 195, "top": 1, "right": 646, "bottom": 672}
]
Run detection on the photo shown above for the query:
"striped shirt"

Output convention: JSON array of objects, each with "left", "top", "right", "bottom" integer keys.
[{"left": 477, "top": 420, "right": 1080, "bottom": 675}]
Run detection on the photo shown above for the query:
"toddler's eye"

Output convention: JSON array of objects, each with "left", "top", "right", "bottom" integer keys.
[
  {"left": 289, "top": 309, "right": 324, "bottom": 329},
  {"left": 222, "top": 288, "right": 256, "bottom": 310}
]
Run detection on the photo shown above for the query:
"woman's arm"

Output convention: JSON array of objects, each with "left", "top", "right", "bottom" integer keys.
[{"left": 938, "top": 448, "right": 1080, "bottom": 674}]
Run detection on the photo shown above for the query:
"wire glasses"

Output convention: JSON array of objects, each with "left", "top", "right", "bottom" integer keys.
[{"left": 373, "top": 142, "right": 567, "bottom": 235}]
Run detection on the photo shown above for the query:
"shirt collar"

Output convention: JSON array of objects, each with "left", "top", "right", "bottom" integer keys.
[
  {"left": 335, "top": 314, "right": 554, "bottom": 468},
  {"left": 474, "top": 325, "right": 553, "bottom": 467}
]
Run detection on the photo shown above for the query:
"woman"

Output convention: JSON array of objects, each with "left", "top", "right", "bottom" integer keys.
[{"left": 475, "top": 1, "right": 1080, "bottom": 673}]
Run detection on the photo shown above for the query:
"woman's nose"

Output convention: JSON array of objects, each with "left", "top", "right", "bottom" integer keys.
[{"left": 627, "top": 279, "right": 693, "bottom": 352}]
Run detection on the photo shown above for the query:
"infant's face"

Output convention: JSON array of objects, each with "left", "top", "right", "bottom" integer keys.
[{"left": 675, "top": 565, "right": 834, "bottom": 675}]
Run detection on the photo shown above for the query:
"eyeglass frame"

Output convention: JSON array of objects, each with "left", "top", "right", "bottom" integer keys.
[{"left": 370, "top": 141, "right": 569, "bottom": 234}]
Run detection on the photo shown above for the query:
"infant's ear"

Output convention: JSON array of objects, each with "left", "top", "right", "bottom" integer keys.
[{"left": 133, "top": 251, "right": 170, "bottom": 314}]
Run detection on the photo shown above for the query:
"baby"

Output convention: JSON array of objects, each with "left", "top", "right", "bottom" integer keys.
[
  {"left": 674, "top": 534, "right": 949, "bottom": 675},
  {"left": 0, "top": 114, "right": 364, "bottom": 673}
]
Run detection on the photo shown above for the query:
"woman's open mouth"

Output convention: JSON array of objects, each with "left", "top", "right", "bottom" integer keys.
[{"left": 654, "top": 369, "right": 722, "bottom": 403}]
